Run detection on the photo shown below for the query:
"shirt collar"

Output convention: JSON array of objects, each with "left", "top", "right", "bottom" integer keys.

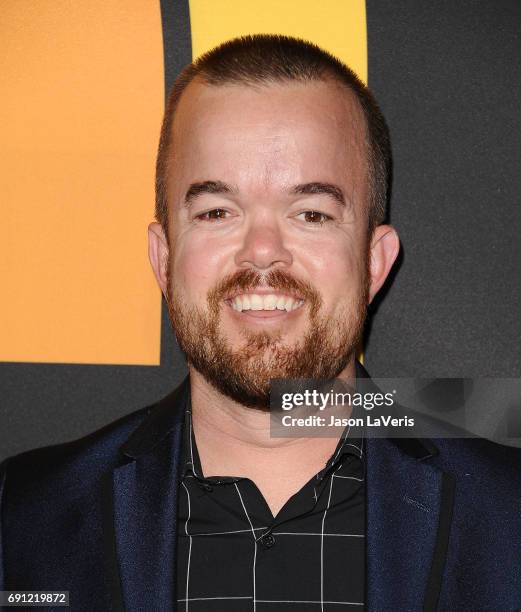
[{"left": 180, "top": 400, "right": 241, "bottom": 484}]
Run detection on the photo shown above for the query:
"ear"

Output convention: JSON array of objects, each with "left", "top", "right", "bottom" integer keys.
[
  {"left": 148, "top": 222, "right": 169, "bottom": 297},
  {"left": 368, "top": 224, "right": 400, "bottom": 303}
]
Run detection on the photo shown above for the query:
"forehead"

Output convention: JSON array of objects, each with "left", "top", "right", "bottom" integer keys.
[{"left": 168, "top": 77, "right": 368, "bottom": 199}]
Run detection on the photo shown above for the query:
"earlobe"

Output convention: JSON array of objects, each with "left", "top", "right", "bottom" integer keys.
[
  {"left": 147, "top": 222, "right": 169, "bottom": 296},
  {"left": 368, "top": 225, "right": 400, "bottom": 303}
]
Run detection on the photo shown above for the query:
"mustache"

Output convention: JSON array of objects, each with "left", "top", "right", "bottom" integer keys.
[{"left": 208, "top": 268, "right": 322, "bottom": 312}]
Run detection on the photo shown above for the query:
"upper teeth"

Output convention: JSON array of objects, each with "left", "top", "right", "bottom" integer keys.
[{"left": 230, "top": 294, "right": 304, "bottom": 312}]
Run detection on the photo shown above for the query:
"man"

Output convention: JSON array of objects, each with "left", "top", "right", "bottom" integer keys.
[{"left": 1, "top": 34, "right": 520, "bottom": 612}]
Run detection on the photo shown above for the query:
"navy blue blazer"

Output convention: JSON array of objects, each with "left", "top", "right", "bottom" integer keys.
[{"left": 1, "top": 364, "right": 521, "bottom": 611}]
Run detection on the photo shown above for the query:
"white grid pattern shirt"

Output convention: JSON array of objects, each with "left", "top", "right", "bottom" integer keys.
[{"left": 176, "top": 401, "right": 366, "bottom": 611}]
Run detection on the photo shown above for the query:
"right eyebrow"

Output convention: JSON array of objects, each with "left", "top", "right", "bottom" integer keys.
[{"left": 183, "top": 181, "right": 237, "bottom": 208}]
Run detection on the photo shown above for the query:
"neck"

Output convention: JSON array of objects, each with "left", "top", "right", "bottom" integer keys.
[
  {"left": 189, "top": 358, "right": 357, "bottom": 450},
  {"left": 188, "top": 358, "right": 357, "bottom": 515}
]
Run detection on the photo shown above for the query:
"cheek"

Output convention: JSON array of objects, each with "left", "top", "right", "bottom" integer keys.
[
  {"left": 298, "top": 235, "right": 367, "bottom": 313},
  {"left": 301, "top": 236, "right": 363, "bottom": 284},
  {"left": 170, "top": 235, "right": 226, "bottom": 301}
]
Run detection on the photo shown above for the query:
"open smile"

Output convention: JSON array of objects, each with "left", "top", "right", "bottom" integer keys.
[{"left": 224, "top": 292, "right": 305, "bottom": 319}]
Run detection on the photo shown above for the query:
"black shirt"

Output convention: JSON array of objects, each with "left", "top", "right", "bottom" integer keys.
[{"left": 176, "top": 400, "right": 366, "bottom": 611}]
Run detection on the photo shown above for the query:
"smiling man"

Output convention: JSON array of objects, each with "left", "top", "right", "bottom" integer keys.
[
  {"left": 147, "top": 39, "right": 397, "bottom": 611},
  {"left": 2, "top": 34, "right": 521, "bottom": 612}
]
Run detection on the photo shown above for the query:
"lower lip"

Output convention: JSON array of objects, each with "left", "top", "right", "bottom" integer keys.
[{"left": 224, "top": 301, "right": 304, "bottom": 321}]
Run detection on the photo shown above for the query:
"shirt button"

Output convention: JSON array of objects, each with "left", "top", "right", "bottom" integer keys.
[{"left": 261, "top": 533, "right": 276, "bottom": 548}]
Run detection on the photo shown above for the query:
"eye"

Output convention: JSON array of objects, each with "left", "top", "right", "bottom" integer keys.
[
  {"left": 195, "top": 208, "right": 230, "bottom": 221},
  {"left": 297, "top": 210, "right": 334, "bottom": 224}
]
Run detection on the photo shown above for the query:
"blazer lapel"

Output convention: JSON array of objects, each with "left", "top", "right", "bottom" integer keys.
[
  {"left": 355, "top": 362, "right": 456, "bottom": 611},
  {"left": 365, "top": 436, "right": 455, "bottom": 612},
  {"left": 105, "top": 377, "right": 190, "bottom": 612}
]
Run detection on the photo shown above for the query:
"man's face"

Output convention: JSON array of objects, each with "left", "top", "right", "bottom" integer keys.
[{"left": 156, "top": 78, "right": 383, "bottom": 408}]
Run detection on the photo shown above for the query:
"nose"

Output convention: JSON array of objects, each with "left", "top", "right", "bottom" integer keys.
[{"left": 234, "top": 216, "right": 293, "bottom": 271}]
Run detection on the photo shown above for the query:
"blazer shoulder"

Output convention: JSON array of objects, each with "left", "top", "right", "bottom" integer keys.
[
  {"left": 1, "top": 376, "right": 189, "bottom": 511},
  {"left": 431, "top": 435, "right": 521, "bottom": 482},
  {"left": 0, "top": 400, "right": 155, "bottom": 505}
]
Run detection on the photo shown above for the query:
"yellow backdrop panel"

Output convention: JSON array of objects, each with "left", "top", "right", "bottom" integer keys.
[
  {"left": 189, "top": 0, "right": 367, "bottom": 82},
  {"left": 1, "top": 1, "right": 164, "bottom": 364}
]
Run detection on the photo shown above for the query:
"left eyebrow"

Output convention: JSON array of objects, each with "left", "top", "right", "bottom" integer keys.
[{"left": 290, "top": 182, "right": 346, "bottom": 208}]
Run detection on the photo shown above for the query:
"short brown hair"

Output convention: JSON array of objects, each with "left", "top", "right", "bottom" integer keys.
[{"left": 155, "top": 34, "right": 391, "bottom": 242}]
